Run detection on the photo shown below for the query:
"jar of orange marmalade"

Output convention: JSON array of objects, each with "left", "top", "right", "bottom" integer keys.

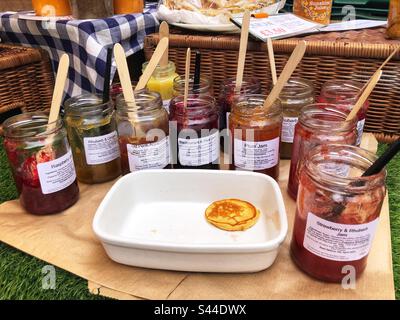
[
  {"left": 293, "top": 0, "right": 333, "bottom": 25},
  {"left": 229, "top": 94, "right": 282, "bottom": 180}
]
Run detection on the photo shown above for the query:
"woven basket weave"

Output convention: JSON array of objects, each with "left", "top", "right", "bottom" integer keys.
[
  {"left": 144, "top": 27, "right": 400, "bottom": 143},
  {"left": 0, "top": 44, "right": 54, "bottom": 121}
]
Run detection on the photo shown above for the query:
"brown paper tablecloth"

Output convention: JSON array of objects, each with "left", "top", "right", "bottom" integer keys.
[{"left": 0, "top": 133, "right": 395, "bottom": 299}]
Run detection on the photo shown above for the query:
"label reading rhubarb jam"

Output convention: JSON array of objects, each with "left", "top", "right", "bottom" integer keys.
[
  {"left": 37, "top": 149, "right": 76, "bottom": 194},
  {"left": 83, "top": 131, "right": 119, "bottom": 165},
  {"left": 303, "top": 212, "right": 380, "bottom": 261},
  {"left": 234, "top": 137, "right": 279, "bottom": 171},
  {"left": 127, "top": 137, "right": 170, "bottom": 171}
]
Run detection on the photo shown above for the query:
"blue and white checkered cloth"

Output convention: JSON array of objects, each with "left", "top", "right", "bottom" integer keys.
[{"left": 0, "top": 5, "right": 159, "bottom": 100}]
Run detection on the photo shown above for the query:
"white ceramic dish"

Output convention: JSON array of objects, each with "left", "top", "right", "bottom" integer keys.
[
  {"left": 14, "top": 11, "right": 73, "bottom": 21},
  {"left": 170, "top": 22, "right": 239, "bottom": 33},
  {"left": 93, "top": 170, "right": 287, "bottom": 273}
]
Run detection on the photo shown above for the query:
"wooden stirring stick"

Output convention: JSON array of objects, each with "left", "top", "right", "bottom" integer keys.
[
  {"left": 48, "top": 54, "right": 69, "bottom": 129},
  {"left": 360, "top": 47, "right": 398, "bottom": 92},
  {"left": 184, "top": 48, "right": 191, "bottom": 108},
  {"left": 136, "top": 38, "right": 169, "bottom": 90},
  {"left": 346, "top": 70, "right": 382, "bottom": 121},
  {"left": 267, "top": 37, "right": 277, "bottom": 85},
  {"left": 235, "top": 10, "right": 250, "bottom": 91},
  {"left": 263, "top": 41, "right": 307, "bottom": 110},
  {"left": 114, "top": 43, "right": 136, "bottom": 105},
  {"left": 159, "top": 21, "right": 169, "bottom": 67}
]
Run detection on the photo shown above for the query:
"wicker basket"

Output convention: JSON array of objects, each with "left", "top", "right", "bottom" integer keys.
[
  {"left": 0, "top": 44, "right": 54, "bottom": 123},
  {"left": 144, "top": 27, "right": 400, "bottom": 143}
]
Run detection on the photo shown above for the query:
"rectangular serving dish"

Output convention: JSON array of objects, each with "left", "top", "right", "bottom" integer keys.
[{"left": 93, "top": 170, "right": 288, "bottom": 273}]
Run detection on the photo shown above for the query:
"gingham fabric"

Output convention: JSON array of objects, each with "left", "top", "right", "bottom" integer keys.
[{"left": 0, "top": 6, "right": 159, "bottom": 100}]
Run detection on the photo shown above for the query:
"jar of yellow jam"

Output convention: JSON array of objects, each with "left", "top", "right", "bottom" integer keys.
[{"left": 142, "top": 61, "right": 178, "bottom": 112}]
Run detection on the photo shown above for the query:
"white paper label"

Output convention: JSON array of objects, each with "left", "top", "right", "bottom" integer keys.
[
  {"left": 234, "top": 136, "right": 279, "bottom": 170},
  {"left": 83, "top": 131, "right": 120, "bottom": 165},
  {"left": 37, "top": 150, "right": 76, "bottom": 195},
  {"left": 178, "top": 131, "right": 219, "bottom": 166},
  {"left": 127, "top": 137, "right": 170, "bottom": 171},
  {"left": 163, "top": 99, "right": 171, "bottom": 113},
  {"left": 356, "top": 118, "right": 366, "bottom": 146},
  {"left": 281, "top": 116, "right": 298, "bottom": 143},
  {"left": 303, "top": 212, "right": 379, "bottom": 261}
]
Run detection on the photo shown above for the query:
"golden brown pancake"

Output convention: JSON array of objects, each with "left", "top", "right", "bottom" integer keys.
[{"left": 205, "top": 199, "right": 261, "bottom": 231}]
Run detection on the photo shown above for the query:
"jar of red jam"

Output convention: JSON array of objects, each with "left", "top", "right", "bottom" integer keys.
[
  {"left": 229, "top": 94, "right": 282, "bottom": 180},
  {"left": 218, "top": 77, "right": 261, "bottom": 139},
  {"left": 291, "top": 144, "right": 386, "bottom": 282},
  {"left": 287, "top": 103, "right": 357, "bottom": 200},
  {"left": 317, "top": 80, "right": 369, "bottom": 146},
  {"left": 279, "top": 78, "right": 314, "bottom": 159},
  {"left": 169, "top": 94, "right": 219, "bottom": 169},
  {"left": 116, "top": 91, "right": 170, "bottom": 175},
  {"left": 3, "top": 112, "right": 79, "bottom": 215}
]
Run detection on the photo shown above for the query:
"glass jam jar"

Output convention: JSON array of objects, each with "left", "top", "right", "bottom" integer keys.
[
  {"left": 218, "top": 77, "right": 261, "bottom": 132},
  {"left": 229, "top": 94, "right": 282, "bottom": 180},
  {"left": 291, "top": 144, "right": 386, "bottom": 282},
  {"left": 3, "top": 112, "right": 79, "bottom": 215},
  {"left": 279, "top": 78, "right": 314, "bottom": 159},
  {"left": 116, "top": 91, "right": 170, "bottom": 175},
  {"left": 142, "top": 61, "right": 178, "bottom": 111},
  {"left": 287, "top": 103, "right": 357, "bottom": 200},
  {"left": 169, "top": 94, "right": 219, "bottom": 169},
  {"left": 317, "top": 80, "right": 369, "bottom": 146},
  {"left": 293, "top": 0, "right": 333, "bottom": 24},
  {"left": 172, "top": 75, "right": 213, "bottom": 98},
  {"left": 64, "top": 94, "right": 121, "bottom": 184},
  {"left": 387, "top": 0, "right": 400, "bottom": 39}
]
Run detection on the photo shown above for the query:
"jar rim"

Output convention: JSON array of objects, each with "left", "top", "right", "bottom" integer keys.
[
  {"left": 220, "top": 77, "right": 261, "bottom": 93},
  {"left": 232, "top": 94, "right": 282, "bottom": 118},
  {"left": 64, "top": 93, "right": 112, "bottom": 116},
  {"left": 142, "top": 60, "right": 176, "bottom": 77},
  {"left": 299, "top": 103, "right": 357, "bottom": 131},
  {"left": 279, "top": 77, "right": 314, "bottom": 98},
  {"left": 320, "top": 79, "right": 363, "bottom": 103},
  {"left": 305, "top": 144, "right": 386, "bottom": 195},
  {"left": 3, "top": 111, "right": 62, "bottom": 139},
  {"left": 116, "top": 90, "right": 163, "bottom": 114},
  {"left": 170, "top": 94, "right": 217, "bottom": 116}
]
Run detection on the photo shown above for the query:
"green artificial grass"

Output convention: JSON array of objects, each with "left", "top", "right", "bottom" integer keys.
[{"left": 0, "top": 139, "right": 398, "bottom": 300}]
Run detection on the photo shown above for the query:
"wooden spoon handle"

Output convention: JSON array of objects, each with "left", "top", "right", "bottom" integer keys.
[
  {"left": 346, "top": 69, "right": 382, "bottom": 121},
  {"left": 48, "top": 54, "right": 69, "bottom": 126},
  {"left": 184, "top": 48, "right": 191, "bottom": 108},
  {"left": 159, "top": 21, "right": 169, "bottom": 67},
  {"left": 263, "top": 41, "right": 307, "bottom": 109},
  {"left": 136, "top": 37, "right": 169, "bottom": 90},
  {"left": 267, "top": 37, "right": 277, "bottom": 85},
  {"left": 235, "top": 10, "right": 250, "bottom": 91},
  {"left": 114, "top": 43, "right": 135, "bottom": 103}
]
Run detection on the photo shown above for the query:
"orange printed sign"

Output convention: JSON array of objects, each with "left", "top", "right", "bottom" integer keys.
[{"left": 293, "top": 0, "right": 333, "bottom": 25}]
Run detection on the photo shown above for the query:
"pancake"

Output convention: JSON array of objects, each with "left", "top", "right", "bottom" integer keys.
[{"left": 205, "top": 199, "right": 261, "bottom": 231}]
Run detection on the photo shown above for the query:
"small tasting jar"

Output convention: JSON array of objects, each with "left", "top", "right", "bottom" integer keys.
[
  {"left": 169, "top": 94, "right": 219, "bottom": 169},
  {"left": 3, "top": 112, "right": 79, "bottom": 215},
  {"left": 278, "top": 78, "right": 314, "bottom": 159},
  {"left": 229, "top": 94, "right": 282, "bottom": 180},
  {"left": 116, "top": 90, "right": 170, "bottom": 175},
  {"left": 64, "top": 94, "right": 121, "bottom": 184},
  {"left": 218, "top": 77, "right": 261, "bottom": 132},
  {"left": 317, "top": 80, "right": 369, "bottom": 146},
  {"left": 142, "top": 61, "right": 178, "bottom": 111},
  {"left": 172, "top": 75, "right": 213, "bottom": 98},
  {"left": 291, "top": 144, "right": 386, "bottom": 282},
  {"left": 287, "top": 103, "right": 357, "bottom": 200}
]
